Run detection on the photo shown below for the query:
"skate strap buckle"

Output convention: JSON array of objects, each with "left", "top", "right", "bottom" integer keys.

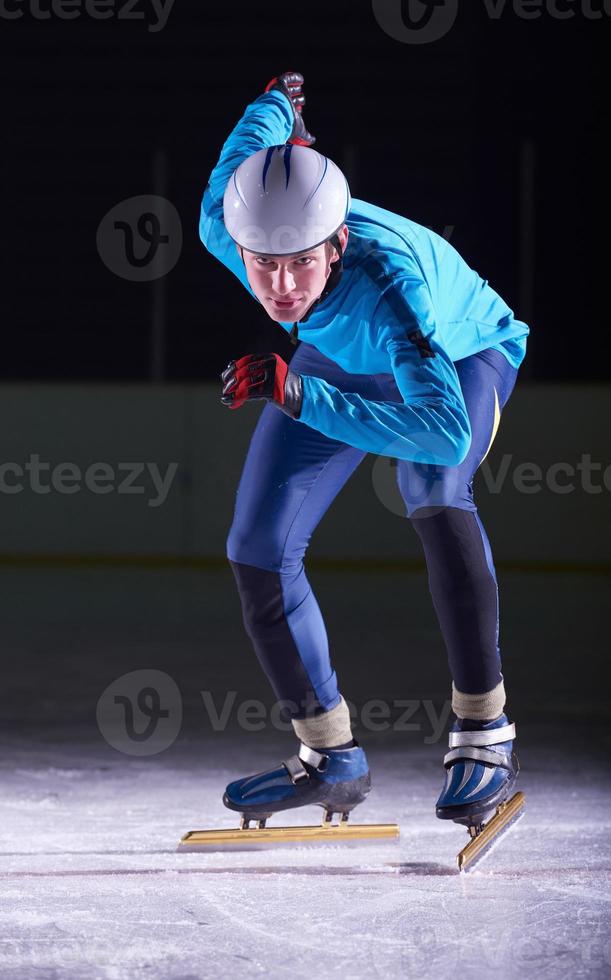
[
  {"left": 284, "top": 754, "right": 310, "bottom": 784},
  {"left": 298, "top": 743, "right": 330, "bottom": 773},
  {"left": 448, "top": 723, "right": 515, "bottom": 749},
  {"left": 444, "top": 746, "right": 514, "bottom": 769}
]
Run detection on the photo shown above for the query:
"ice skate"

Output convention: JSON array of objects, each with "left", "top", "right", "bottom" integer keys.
[
  {"left": 180, "top": 741, "right": 400, "bottom": 848},
  {"left": 436, "top": 713, "right": 525, "bottom": 871}
]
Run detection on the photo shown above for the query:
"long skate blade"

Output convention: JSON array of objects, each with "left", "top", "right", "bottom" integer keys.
[
  {"left": 179, "top": 822, "right": 400, "bottom": 850},
  {"left": 457, "top": 791, "right": 525, "bottom": 873}
]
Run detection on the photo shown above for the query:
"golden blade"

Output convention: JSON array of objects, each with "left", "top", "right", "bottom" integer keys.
[
  {"left": 180, "top": 822, "right": 400, "bottom": 848},
  {"left": 457, "top": 791, "right": 525, "bottom": 872}
]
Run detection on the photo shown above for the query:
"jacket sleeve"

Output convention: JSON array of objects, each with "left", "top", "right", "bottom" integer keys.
[
  {"left": 295, "top": 277, "right": 472, "bottom": 466},
  {"left": 198, "top": 89, "right": 294, "bottom": 290}
]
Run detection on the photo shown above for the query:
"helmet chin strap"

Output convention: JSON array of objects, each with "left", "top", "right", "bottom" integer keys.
[{"left": 238, "top": 236, "right": 346, "bottom": 347}]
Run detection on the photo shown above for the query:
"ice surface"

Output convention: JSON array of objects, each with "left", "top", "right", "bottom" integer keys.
[
  {"left": 1, "top": 567, "right": 610, "bottom": 978},
  {"left": 1, "top": 731, "right": 610, "bottom": 980}
]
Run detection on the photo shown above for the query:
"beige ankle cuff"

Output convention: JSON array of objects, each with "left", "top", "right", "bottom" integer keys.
[
  {"left": 291, "top": 695, "right": 353, "bottom": 749},
  {"left": 452, "top": 680, "right": 506, "bottom": 720}
]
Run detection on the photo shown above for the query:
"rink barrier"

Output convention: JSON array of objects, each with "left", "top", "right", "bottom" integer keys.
[
  {"left": 1, "top": 382, "right": 609, "bottom": 565},
  {"left": 0, "top": 552, "right": 609, "bottom": 574}
]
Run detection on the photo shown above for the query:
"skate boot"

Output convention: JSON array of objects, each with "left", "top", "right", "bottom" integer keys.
[
  {"left": 223, "top": 740, "right": 371, "bottom": 825},
  {"left": 178, "top": 740, "right": 401, "bottom": 848},
  {"left": 436, "top": 713, "right": 524, "bottom": 870}
]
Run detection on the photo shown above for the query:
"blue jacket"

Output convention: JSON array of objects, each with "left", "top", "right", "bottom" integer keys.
[{"left": 199, "top": 90, "right": 529, "bottom": 465}]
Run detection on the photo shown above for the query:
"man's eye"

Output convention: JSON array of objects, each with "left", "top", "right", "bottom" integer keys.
[{"left": 295, "top": 257, "right": 313, "bottom": 265}]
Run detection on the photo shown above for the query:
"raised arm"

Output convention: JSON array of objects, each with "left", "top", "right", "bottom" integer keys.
[
  {"left": 199, "top": 72, "right": 315, "bottom": 286},
  {"left": 199, "top": 90, "right": 292, "bottom": 285}
]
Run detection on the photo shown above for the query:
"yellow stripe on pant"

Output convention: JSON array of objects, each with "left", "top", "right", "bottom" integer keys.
[{"left": 480, "top": 386, "right": 501, "bottom": 465}]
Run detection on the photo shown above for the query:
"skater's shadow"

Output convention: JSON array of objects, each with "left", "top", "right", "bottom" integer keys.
[
  {"left": 390, "top": 862, "right": 455, "bottom": 876},
  {"left": 1, "top": 849, "right": 184, "bottom": 858},
  {"left": 0, "top": 856, "right": 453, "bottom": 877}
]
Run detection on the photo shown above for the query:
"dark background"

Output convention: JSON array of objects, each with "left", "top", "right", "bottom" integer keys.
[{"left": 0, "top": 1, "right": 606, "bottom": 382}]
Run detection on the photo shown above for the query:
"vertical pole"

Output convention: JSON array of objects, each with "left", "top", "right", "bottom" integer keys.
[
  {"left": 343, "top": 143, "right": 357, "bottom": 194},
  {"left": 150, "top": 147, "right": 167, "bottom": 382},
  {"left": 518, "top": 138, "right": 536, "bottom": 378}
]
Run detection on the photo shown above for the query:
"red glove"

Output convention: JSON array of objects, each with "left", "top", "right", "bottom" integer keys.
[
  {"left": 221, "top": 353, "right": 303, "bottom": 419},
  {"left": 264, "top": 71, "right": 316, "bottom": 146}
]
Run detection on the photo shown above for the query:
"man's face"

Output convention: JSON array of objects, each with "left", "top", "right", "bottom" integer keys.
[{"left": 238, "top": 226, "right": 348, "bottom": 323}]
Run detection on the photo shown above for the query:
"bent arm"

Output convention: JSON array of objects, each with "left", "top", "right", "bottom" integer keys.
[
  {"left": 297, "top": 375, "right": 470, "bottom": 466},
  {"left": 295, "top": 278, "right": 472, "bottom": 466},
  {"left": 199, "top": 90, "right": 293, "bottom": 286}
]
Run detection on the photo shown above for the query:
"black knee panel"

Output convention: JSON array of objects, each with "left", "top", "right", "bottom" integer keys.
[
  {"left": 409, "top": 507, "right": 502, "bottom": 693},
  {"left": 227, "top": 559, "right": 318, "bottom": 713},
  {"left": 410, "top": 506, "right": 494, "bottom": 586}
]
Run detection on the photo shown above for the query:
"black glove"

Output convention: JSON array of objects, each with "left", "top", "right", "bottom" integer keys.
[
  {"left": 264, "top": 71, "right": 316, "bottom": 146},
  {"left": 221, "top": 352, "right": 303, "bottom": 419}
]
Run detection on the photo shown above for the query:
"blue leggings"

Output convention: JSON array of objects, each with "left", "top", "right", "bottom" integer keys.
[{"left": 227, "top": 342, "right": 518, "bottom": 719}]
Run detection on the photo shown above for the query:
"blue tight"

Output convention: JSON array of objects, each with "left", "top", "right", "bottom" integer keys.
[{"left": 227, "top": 342, "right": 518, "bottom": 719}]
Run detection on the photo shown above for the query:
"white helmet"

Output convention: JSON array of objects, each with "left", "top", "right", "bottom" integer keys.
[{"left": 223, "top": 143, "right": 351, "bottom": 256}]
